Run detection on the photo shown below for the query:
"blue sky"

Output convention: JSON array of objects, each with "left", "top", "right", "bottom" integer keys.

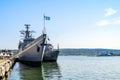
[{"left": 1, "top": 0, "right": 120, "bottom": 49}]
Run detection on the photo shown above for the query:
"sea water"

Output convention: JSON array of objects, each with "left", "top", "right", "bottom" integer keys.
[{"left": 7, "top": 56, "right": 120, "bottom": 80}]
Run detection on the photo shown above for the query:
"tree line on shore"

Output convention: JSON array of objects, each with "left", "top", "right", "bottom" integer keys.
[{"left": 59, "top": 48, "right": 120, "bottom": 56}]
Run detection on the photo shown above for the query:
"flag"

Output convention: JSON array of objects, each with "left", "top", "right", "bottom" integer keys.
[{"left": 44, "top": 16, "right": 50, "bottom": 20}]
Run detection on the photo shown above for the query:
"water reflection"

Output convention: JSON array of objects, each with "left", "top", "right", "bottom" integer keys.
[
  {"left": 42, "top": 62, "right": 62, "bottom": 80},
  {"left": 3, "top": 62, "right": 21, "bottom": 80},
  {"left": 7, "top": 62, "right": 43, "bottom": 80},
  {"left": 7, "top": 62, "right": 61, "bottom": 80},
  {"left": 19, "top": 63, "right": 43, "bottom": 80}
]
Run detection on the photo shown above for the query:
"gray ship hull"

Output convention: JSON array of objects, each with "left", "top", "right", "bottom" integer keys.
[
  {"left": 18, "top": 34, "right": 46, "bottom": 64},
  {"left": 43, "top": 50, "right": 59, "bottom": 62}
]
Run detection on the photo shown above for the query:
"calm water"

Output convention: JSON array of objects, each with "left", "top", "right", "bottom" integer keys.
[{"left": 5, "top": 56, "right": 120, "bottom": 80}]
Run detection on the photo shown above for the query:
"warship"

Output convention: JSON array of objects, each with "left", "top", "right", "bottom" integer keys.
[
  {"left": 43, "top": 43, "right": 59, "bottom": 62},
  {"left": 18, "top": 24, "right": 46, "bottom": 65}
]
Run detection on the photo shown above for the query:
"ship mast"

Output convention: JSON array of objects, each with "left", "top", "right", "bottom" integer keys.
[{"left": 25, "top": 24, "right": 31, "bottom": 39}]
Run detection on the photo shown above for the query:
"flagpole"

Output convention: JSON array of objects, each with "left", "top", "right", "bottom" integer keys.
[
  {"left": 43, "top": 14, "right": 46, "bottom": 34},
  {"left": 43, "top": 14, "right": 50, "bottom": 34},
  {"left": 44, "top": 14, "right": 45, "bottom": 28}
]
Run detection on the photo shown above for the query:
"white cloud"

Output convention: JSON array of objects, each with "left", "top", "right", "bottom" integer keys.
[
  {"left": 96, "top": 8, "right": 119, "bottom": 27},
  {"left": 96, "top": 17, "right": 120, "bottom": 26},
  {"left": 96, "top": 20, "right": 110, "bottom": 26},
  {"left": 105, "top": 8, "right": 117, "bottom": 16},
  {"left": 113, "top": 20, "right": 120, "bottom": 24}
]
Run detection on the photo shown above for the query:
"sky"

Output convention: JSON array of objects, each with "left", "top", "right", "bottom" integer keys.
[{"left": 1, "top": 0, "right": 120, "bottom": 49}]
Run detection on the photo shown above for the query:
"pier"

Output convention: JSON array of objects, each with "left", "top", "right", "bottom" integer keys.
[
  {"left": 0, "top": 58, "right": 15, "bottom": 79},
  {"left": 0, "top": 50, "right": 16, "bottom": 79}
]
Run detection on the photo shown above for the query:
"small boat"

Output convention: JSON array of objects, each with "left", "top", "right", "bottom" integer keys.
[
  {"left": 43, "top": 43, "right": 59, "bottom": 62},
  {"left": 17, "top": 24, "right": 46, "bottom": 66}
]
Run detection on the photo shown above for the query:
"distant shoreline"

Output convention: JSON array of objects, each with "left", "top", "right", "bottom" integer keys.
[{"left": 59, "top": 48, "right": 120, "bottom": 56}]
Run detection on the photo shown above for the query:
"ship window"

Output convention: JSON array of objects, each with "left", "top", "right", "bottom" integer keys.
[{"left": 37, "top": 45, "right": 40, "bottom": 52}]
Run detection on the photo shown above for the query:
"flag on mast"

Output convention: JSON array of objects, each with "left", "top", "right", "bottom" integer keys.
[
  {"left": 44, "top": 16, "right": 50, "bottom": 20},
  {"left": 43, "top": 15, "right": 50, "bottom": 34}
]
